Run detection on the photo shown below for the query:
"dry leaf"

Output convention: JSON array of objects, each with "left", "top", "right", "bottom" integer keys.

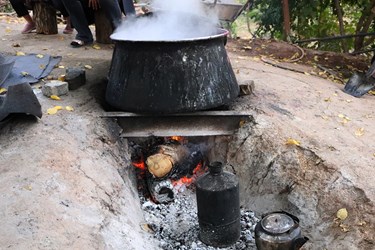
[
  {"left": 20, "top": 71, "right": 29, "bottom": 76},
  {"left": 92, "top": 44, "right": 101, "bottom": 50},
  {"left": 369, "top": 90, "right": 375, "bottom": 95},
  {"left": 355, "top": 128, "right": 365, "bottom": 137},
  {"left": 58, "top": 75, "right": 66, "bottom": 81},
  {"left": 324, "top": 97, "right": 331, "bottom": 102},
  {"left": 339, "top": 224, "right": 350, "bottom": 232},
  {"left": 55, "top": 106, "right": 63, "bottom": 110},
  {"left": 23, "top": 185, "right": 32, "bottom": 191},
  {"left": 321, "top": 115, "right": 329, "bottom": 120},
  {"left": 47, "top": 107, "right": 58, "bottom": 115},
  {"left": 16, "top": 51, "right": 25, "bottom": 56},
  {"left": 65, "top": 106, "right": 74, "bottom": 111},
  {"left": 84, "top": 65, "right": 93, "bottom": 69},
  {"left": 337, "top": 208, "right": 348, "bottom": 220},
  {"left": 313, "top": 55, "right": 319, "bottom": 62},
  {"left": 50, "top": 95, "right": 61, "bottom": 100},
  {"left": 5, "top": 27, "right": 11, "bottom": 33},
  {"left": 12, "top": 43, "right": 21, "bottom": 47},
  {"left": 357, "top": 221, "right": 367, "bottom": 226},
  {"left": 304, "top": 72, "right": 311, "bottom": 76},
  {"left": 285, "top": 138, "right": 300, "bottom": 146},
  {"left": 58, "top": 65, "right": 65, "bottom": 69},
  {"left": 36, "top": 54, "right": 44, "bottom": 58},
  {"left": 0, "top": 88, "right": 6, "bottom": 94}
]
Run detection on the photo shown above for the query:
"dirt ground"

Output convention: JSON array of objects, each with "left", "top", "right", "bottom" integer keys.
[{"left": 0, "top": 15, "right": 374, "bottom": 249}]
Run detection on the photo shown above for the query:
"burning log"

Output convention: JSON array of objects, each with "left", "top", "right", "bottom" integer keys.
[
  {"left": 146, "top": 144, "right": 190, "bottom": 178},
  {"left": 144, "top": 141, "right": 205, "bottom": 203}
]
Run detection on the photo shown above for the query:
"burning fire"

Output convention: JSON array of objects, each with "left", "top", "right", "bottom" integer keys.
[
  {"left": 168, "top": 136, "right": 185, "bottom": 143},
  {"left": 172, "top": 161, "right": 203, "bottom": 187},
  {"left": 132, "top": 160, "right": 146, "bottom": 171}
]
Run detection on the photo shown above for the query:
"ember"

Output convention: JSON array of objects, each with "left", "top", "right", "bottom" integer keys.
[{"left": 130, "top": 136, "right": 207, "bottom": 203}]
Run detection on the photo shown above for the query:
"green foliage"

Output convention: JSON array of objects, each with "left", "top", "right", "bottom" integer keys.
[{"left": 247, "top": 0, "right": 374, "bottom": 52}]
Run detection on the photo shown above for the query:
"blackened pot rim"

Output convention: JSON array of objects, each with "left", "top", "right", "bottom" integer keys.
[{"left": 110, "top": 28, "right": 229, "bottom": 43}]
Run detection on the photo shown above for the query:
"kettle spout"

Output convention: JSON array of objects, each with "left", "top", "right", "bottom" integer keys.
[{"left": 293, "top": 236, "right": 309, "bottom": 250}]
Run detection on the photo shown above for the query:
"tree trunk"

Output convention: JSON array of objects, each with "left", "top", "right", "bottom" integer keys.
[
  {"left": 33, "top": 2, "right": 58, "bottom": 35},
  {"left": 281, "top": 0, "right": 291, "bottom": 41},
  {"left": 95, "top": 9, "right": 113, "bottom": 44},
  {"left": 334, "top": 0, "right": 348, "bottom": 52},
  {"left": 354, "top": 0, "right": 375, "bottom": 51}
]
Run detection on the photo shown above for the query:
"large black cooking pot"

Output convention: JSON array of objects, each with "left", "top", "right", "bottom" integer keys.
[{"left": 106, "top": 14, "right": 239, "bottom": 113}]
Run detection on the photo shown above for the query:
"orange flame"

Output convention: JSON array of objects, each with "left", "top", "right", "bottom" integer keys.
[
  {"left": 172, "top": 161, "right": 204, "bottom": 187},
  {"left": 169, "top": 136, "right": 184, "bottom": 142},
  {"left": 132, "top": 161, "right": 146, "bottom": 171}
]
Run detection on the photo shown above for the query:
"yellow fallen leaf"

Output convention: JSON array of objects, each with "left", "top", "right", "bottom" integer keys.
[
  {"left": 304, "top": 72, "right": 311, "bottom": 76},
  {"left": 47, "top": 107, "right": 58, "bottom": 115},
  {"left": 5, "top": 27, "right": 11, "bottom": 33},
  {"left": 346, "top": 99, "right": 352, "bottom": 103},
  {"left": 357, "top": 221, "right": 367, "bottom": 226},
  {"left": 313, "top": 55, "right": 319, "bottom": 62},
  {"left": 16, "top": 51, "right": 25, "bottom": 56},
  {"left": 92, "top": 44, "right": 101, "bottom": 50},
  {"left": 58, "top": 65, "right": 65, "bottom": 69},
  {"left": 338, "top": 114, "right": 345, "bottom": 118},
  {"left": 0, "top": 88, "right": 6, "bottom": 94},
  {"left": 36, "top": 54, "right": 44, "bottom": 58},
  {"left": 355, "top": 128, "right": 364, "bottom": 137},
  {"left": 50, "top": 95, "right": 61, "bottom": 100},
  {"left": 58, "top": 75, "right": 66, "bottom": 81},
  {"left": 65, "top": 106, "right": 74, "bottom": 111},
  {"left": 55, "top": 106, "right": 63, "bottom": 110},
  {"left": 285, "top": 138, "right": 300, "bottom": 146},
  {"left": 20, "top": 71, "right": 29, "bottom": 76},
  {"left": 324, "top": 97, "right": 331, "bottom": 102},
  {"left": 369, "top": 90, "right": 375, "bottom": 95},
  {"left": 23, "top": 185, "right": 32, "bottom": 191},
  {"left": 84, "top": 65, "right": 93, "bottom": 69},
  {"left": 337, "top": 208, "right": 348, "bottom": 220}
]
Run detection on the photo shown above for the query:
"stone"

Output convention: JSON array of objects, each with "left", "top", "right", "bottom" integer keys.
[
  {"left": 41, "top": 80, "right": 69, "bottom": 97},
  {"left": 65, "top": 67, "right": 86, "bottom": 90}
]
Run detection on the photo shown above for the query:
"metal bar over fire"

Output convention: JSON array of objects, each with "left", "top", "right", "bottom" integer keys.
[{"left": 102, "top": 111, "right": 252, "bottom": 137}]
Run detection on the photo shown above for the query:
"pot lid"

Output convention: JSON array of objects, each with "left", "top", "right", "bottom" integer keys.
[{"left": 261, "top": 213, "right": 295, "bottom": 234}]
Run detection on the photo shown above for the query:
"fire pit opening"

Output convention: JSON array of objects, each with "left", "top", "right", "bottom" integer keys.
[{"left": 124, "top": 134, "right": 263, "bottom": 249}]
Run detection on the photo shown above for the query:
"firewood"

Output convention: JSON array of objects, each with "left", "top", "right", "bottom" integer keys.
[
  {"left": 146, "top": 153, "right": 173, "bottom": 178},
  {"left": 156, "top": 144, "right": 190, "bottom": 164}
]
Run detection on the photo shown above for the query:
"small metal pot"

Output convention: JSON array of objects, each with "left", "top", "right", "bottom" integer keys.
[{"left": 255, "top": 211, "right": 309, "bottom": 250}]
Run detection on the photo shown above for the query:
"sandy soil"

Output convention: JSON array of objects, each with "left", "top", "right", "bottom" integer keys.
[{"left": 0, "top": 15, "right": 374, "bottom": 249}]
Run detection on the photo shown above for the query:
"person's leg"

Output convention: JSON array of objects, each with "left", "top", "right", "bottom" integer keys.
[
  {"left": 50, "top": 0, "right": 74, "bottom": 34},
  {"left": 122, "top": 0, "right": 135, "bottom": 16},
  {"left": 9, "top": 0, "right": 35, "bottom": 33},
  {"left": 60, "top": 0, "right": 93, "bottom": 44},
  {"left": 98, "top": 0, "right": 123, "bottom": 29}
]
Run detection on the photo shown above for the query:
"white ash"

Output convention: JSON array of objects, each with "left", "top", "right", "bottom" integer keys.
[{"left": 140, "top": 187, "right": 260, "bottom": 250}]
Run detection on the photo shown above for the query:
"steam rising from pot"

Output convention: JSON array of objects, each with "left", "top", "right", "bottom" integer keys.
[{"left": 111, "top": 0, "right": 220, "bottom": 41}]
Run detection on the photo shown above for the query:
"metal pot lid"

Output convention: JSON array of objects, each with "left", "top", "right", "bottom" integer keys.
[{"left": 261, "top": 213, "right": 295, "bottom": 234}]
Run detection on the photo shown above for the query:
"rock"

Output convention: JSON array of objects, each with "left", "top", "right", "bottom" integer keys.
[
  {"left": 65, "top": 67, "right": 86, "bottom": 90},
  {"left": 41, "top": 80, "right": 69, "bottom": 97}
]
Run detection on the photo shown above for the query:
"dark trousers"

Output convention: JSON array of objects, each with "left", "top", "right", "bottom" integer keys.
[
  {"left": 60, "top": 0, "right": 125, "bottom": 43},
  {"left": 10, "top": 0, "right": 69, "bottom": 18}
]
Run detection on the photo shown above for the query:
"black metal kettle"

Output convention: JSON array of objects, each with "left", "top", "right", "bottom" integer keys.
[
  {"left": 195, "top": 161, "right": 240, "bottom": 248},
  {"left": 255, "top": 211, "right": 309, "bottom": 250}
]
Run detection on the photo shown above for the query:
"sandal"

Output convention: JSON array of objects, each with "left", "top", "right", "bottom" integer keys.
[
  {"left": 21, "top": 22, "right": 36, "bottom": 34},
  {"left": 70, "top": 39, "right": 92, "bottom": 48},
  {"left": 63, "top": 28, "right": 74, "bottom": 34}
]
